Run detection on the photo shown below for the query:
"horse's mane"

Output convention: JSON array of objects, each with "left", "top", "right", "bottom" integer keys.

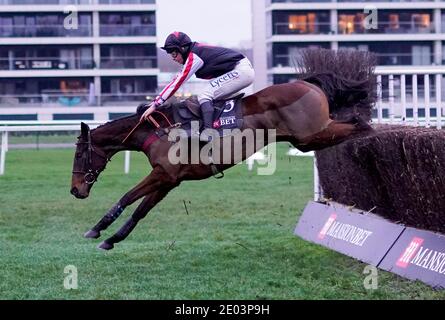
[{"left": 97, "top": 114, "right": 137, "bottom": 129}]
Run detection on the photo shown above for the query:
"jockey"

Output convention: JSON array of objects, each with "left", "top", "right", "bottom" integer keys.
[{"left": 140, "top": 31, "right": 255, "bottom": 140}]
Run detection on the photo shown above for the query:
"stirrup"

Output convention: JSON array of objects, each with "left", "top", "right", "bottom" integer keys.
[
  {"left": 211, "top": 163, "right": 224, "bottom": 179},
  {"left": 208, "top": 152, "right": 224, "bottom": 179}
]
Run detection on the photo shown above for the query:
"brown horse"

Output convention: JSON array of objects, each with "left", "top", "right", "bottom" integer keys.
[{"left": 70, "top": 49, "right": 377, "bottom": 250}]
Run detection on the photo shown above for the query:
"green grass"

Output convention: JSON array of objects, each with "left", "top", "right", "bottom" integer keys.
[
  {"left": 8, "top": 132, "right": 78, "bottom": 145},
  {"left": 0, "top": 144, "right": 444, "bottom": 300}
]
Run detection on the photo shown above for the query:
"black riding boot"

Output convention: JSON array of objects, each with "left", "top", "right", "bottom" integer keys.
[
  {"left": 200, "top": 101, "right": 214, "bottom": 129},
  {"left": 200, "top": 101, "right": 215, "bottom": 142}
]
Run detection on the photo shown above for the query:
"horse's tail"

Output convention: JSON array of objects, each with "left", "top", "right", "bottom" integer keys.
[{"left": 295, "top": 48, "right": 377, "bottom": 122}]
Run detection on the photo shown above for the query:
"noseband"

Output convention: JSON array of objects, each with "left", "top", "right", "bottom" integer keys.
[{"left": 72, "top": 131, "right": 110, "bottom": 185}]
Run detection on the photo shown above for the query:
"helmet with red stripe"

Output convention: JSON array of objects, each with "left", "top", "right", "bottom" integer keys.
[
  {"left": 162, "top": 32, "right": 192, "bottom": 52},
  {"left": 161, "top": 32, "right": 193, "bottom": 60}
]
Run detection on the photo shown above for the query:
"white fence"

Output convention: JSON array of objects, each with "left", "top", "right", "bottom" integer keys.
[
  {"left": 0, "top": 120, "right": 132, "bottom": 175},
  {"left": 374, "top": 67, "right": 445, "bottom": 128}
]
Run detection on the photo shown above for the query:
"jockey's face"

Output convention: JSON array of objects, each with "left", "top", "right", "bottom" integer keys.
[{"left": 170, "top": 51, "right": 184, "bottom": 65}]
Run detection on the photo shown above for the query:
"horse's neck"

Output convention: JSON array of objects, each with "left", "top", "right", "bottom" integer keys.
[{"left": 92, "top": 118, "right": 139, "bottom": 157}]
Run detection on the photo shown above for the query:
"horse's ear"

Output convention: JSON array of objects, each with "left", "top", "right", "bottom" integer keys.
[{"left": 80, "top": 122, "right": 90, "bottom": 138}]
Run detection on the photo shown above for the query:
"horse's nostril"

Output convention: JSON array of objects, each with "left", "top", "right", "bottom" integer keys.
[{"left": 71, "top": 187, "right": 79, "bottom": 196}]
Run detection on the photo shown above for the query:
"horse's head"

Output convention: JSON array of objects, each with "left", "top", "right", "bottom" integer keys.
[{"left": 70, "top": 122, "right": 110, "bottom": 199}]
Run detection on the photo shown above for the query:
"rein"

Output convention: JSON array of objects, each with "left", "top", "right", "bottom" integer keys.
[
  {"left": 122, "top": 111, "right": 175, "bottom": 144},
  {"left": 153, "top": 111, "right": 174, "bottom": 127},
  {"left": 72, "top": 131, "right": 110, "bottom": 185}
]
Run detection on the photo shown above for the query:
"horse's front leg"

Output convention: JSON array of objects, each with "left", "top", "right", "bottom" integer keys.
[
  {"left": 98, "top": 182, "right": 178, "bottom": 250},
  {"left": 84, "top": 166, "right": 168, "bottom": 239}
]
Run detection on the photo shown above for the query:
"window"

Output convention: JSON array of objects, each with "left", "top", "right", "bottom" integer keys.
[
  {"left": 412, "top": 45, "right": 431, "bottom": 65},
  {"left": 288, "top": 15, "right": 306, "bottom": 33},
  {"left": 412, "top": 14, "right": 430, "bottom": 31},
  {"left": 389, "top": 14, "right": 399, "bottom": 30},
  {"left": 288, "top": 13, "right": 317, "bottom": 34},
  {"left": 339, "top": 15, "right": 354, "bottom": 34},
  {"left": 338, "top": 13, "right": 365, "bottom": 34}
]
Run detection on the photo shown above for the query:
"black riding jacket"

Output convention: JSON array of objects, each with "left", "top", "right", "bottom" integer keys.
[{"left": 155, "top": 42, "right": 245, "bottom": 105}]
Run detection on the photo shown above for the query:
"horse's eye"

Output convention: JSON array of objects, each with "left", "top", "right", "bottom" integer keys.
[{"left": 76, "top": 152, "right": 82, "bottom": 158}]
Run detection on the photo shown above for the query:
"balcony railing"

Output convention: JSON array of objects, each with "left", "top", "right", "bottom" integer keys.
[
  {"left": 0, "top": 23, "right": 157, "bottom": 37},
  {"left": 100, "top": 24, "right": 156, "bottom": 37},
  {"left": 0, "top": 57, "right": 94, "bottom": 70},
  {"left": 0, "top": 92, "right": 93, "bottom": 106},
  {"left": 273, "top": 52, "right": 433, "bottom": 68},
  {"left": 0, "top": 56, "right": 158, "bottom": 70},
  {"left": 0, "top": 24, "right": 92, "bottom": 37},
  {"left": 100, "top": 56, "right": 156, "bottom": 69},
  {"left": 338, "top": 0, "right": 435, "bottom": 2},
  {"left": 376, "top": 52, "right": 433, "bottom": 66},
  {"left": 101, "top": 92, "right": 153, "bottom": 104},
  {"left": 0, "top": 92, "right": 156, "bottom": 107},
  {"left": 338, "top": 21, "right": 434, "bottom": 35},
  {"left": 0, "top": 0, "right": 91, "bottom": 3},
  {"left": 273, "top": 22, "right": 332, "bottom": 35},
  {"left": 0, "top": 0, "right": 155, "bottom": 4},
  {"left": 98, "top": 0, "right": 155, "bottom": 3},
  {"left": 273, "top": 21, "right": 434, "bottom": 35},
  {"left": 269, "top": 0, "right": 332, "bottom": 3},
  {"left": 269, "top": 0, "right": 436, "bottom": 3}
]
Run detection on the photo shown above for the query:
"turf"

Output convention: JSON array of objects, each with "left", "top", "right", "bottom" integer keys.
[
  {"left": 8, "top": 132, "right": 78, "bottom": 145},
  {"left": 0, "top": 144, "right": 444, "bottom": 299}
]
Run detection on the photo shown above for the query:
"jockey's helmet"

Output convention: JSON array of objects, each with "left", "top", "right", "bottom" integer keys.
[{"left": 161, "top": 32, "right": 192, "bottom": 57}]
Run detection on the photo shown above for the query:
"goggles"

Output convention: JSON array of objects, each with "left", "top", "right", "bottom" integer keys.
[{"left": 165, "top": 47, "right": 178, "bottom": 54}]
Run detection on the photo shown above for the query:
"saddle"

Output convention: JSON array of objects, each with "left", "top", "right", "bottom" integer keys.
[{"left": 172, "top": 94, "right": 245, "bottom": 138}]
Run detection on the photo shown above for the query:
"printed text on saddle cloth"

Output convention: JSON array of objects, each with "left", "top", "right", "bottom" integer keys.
[{"left": 213, "top": 100, "right": 238, "bottom": 129}]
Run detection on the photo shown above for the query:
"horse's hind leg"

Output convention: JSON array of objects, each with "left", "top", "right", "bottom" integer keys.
[
  {"left": 84, "top": 166, "right": 168, "bottom": 239},
  {"left": 296, "top": 117, "right": 372, "bottom": 152}
]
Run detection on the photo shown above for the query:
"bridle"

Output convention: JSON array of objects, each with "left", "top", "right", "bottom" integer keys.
[{"left": 72, "top": 131, "right": 110, "bottom": 185}]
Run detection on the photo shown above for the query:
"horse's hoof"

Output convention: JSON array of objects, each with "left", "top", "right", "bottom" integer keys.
[
  {"left": 84, "top": 229, "right": 100, "bottom": 239},
  {"left": 97, "top": 241, "right": 114, "bottom": 251}
]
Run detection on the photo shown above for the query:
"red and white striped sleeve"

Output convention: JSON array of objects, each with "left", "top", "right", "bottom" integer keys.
[{"left": 155, "top": 53, "right": 204, "bottom": 106}]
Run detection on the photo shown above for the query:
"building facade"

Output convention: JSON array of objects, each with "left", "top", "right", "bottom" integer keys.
[
  {"left": 252, "top": 0, "right": 445, "bottom": 92},
  {"left": 0, "top": 0, "right": 158, "bottom": 120}
]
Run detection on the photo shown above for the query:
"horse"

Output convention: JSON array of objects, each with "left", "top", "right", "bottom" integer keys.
[{"left": 70, "top": 49, "right": 377, "bottom": 250}]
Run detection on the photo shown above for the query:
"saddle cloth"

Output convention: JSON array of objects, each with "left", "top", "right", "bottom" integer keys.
[{"left": 172, "top": 94, "right": 244, "bottom": 138}]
